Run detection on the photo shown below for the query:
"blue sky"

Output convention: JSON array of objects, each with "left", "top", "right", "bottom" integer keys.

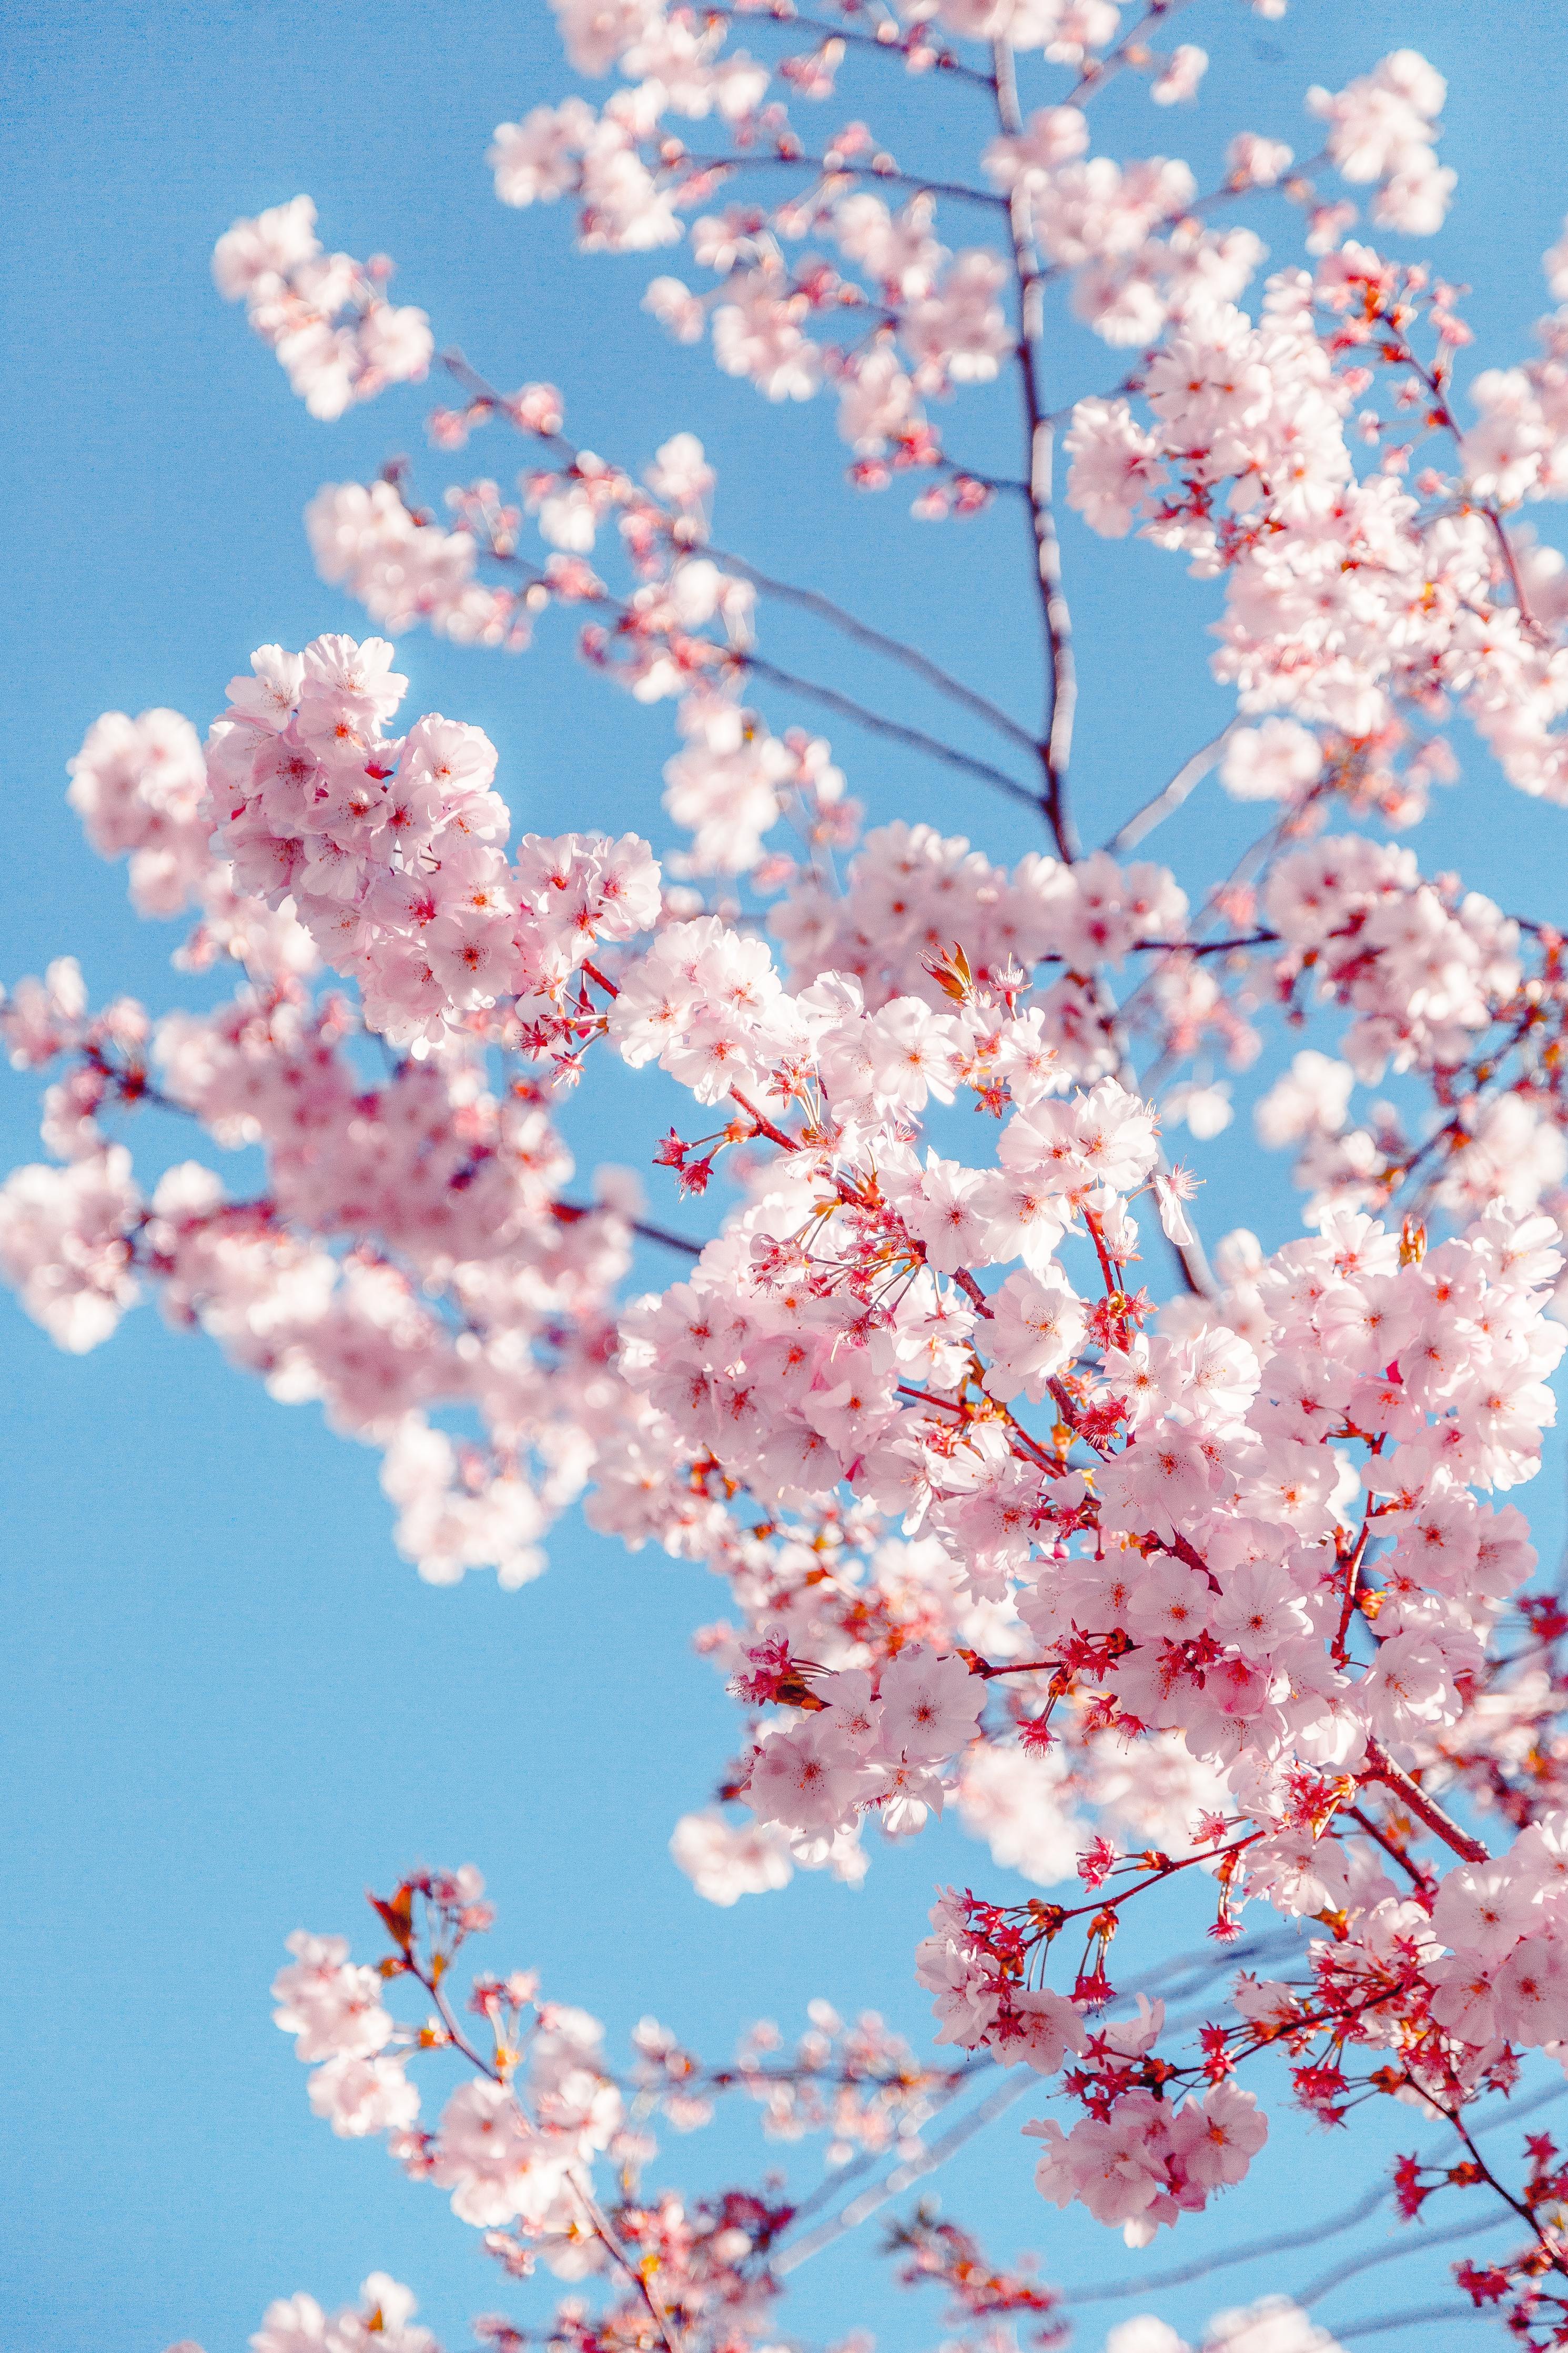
[{"left": 5, "top": 5, "right": 1568, "bottom": 2351}]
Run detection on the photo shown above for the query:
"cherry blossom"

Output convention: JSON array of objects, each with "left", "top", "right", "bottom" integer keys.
[
  {"left": 29, "top": 7, "right": 1568, "bottom": 2348},
  {"left": 214, "top": 198, "right": 433, "bottom": 419}
]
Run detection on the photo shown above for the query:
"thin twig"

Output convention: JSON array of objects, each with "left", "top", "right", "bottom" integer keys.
[
  {"left": 675, "top": 148, "right": 1007, "bottom": 208},
  {"left": 1380, "top": 326, "right": 1549, "bottom": 645},
  {"left": 1062, "top": 0, "right": 1198, "bottom": 106},
  {"left": 776, "top": 2058, "right": 990, "bottom": 2244},
  {"left": 558, "top": 1199, "right": 704, "bottom": 1259},
  {"left": 575, "top": 2181, "right": 688, "bottom": 2353},
  {"left": 1414, "top": 2092, "right": 1568, "bottom": 2285},
  {"left": 698, "top": 3, "right": 999, "bottom": 89},
  {"left": 1060, "top": 2185, "right": 1390, "bottom": 2307},
  {"left": 705, "top": 542, "right": 1042, "bottom": 759},
  {"left": 407, "top": 1932, "right": 686, "bottom": 2352},
  {"left": 1338, "top": 2305, "right": 1492, "bottom": 2342},
  {"left": 632, "top": 1216, "right": 704, "bottom": 1259},
  {"left": 739, "top": 648, "right": 1043, "bottom": 805},
  {"left": 1295, "top": 2207, "right": 1509, "bottom": 2310},
  {"left": 440, "top": 488, "right": 1046, "bottom": 811},
  {"left": 439, "top": 358, "right": 1043, "bottom": 772}
]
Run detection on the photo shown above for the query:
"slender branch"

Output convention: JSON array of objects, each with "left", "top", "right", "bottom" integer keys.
[
  {"left": 1136, "top": 931, "right": 1277, "bottom": 955},
  {"left": 440, "top": 354, "right": 1043, "bottom": 773},
  {"left": 447, "top": 501, "right": 1046, "bottom": 810},
  {"left": 1338, "top": 2305, "right": 1499, "bottom": 2342},
  {"left": 993, "top": 39, "right": 1078, "bottom": 860},
  {"left": 775, "top": 2057, "right": 990, "bottom": 2247},
  {"left": 1379, "top": 325, "right": 1548, "bottom": 645},
  {"left": 951, "top": 1265, "right": 995, "bottom": 1319},
  {"left": 1344, "top": 1803, "right": 1432, "bottom": 1893},
  {"left": 1125, "top": 1929, "right": 1294, "bottom": 1996},
  {"left": 1060, "top": 2184, "right": 1390, "bottom": 2307},
  {"left": 675, "top": 148, "right": 1007, "bottom": 208},
  {"left": 775, "top": 2068, "right": 1034, "bottom": 2274},
  {"left": 557, "top": 1197, "right": 704, "bottom": 1258},
  {"left": 1076, "top": 949, "right": 1219, "bottom": 1300},
  {"left": 1063, "top": 2077, "right": 1567, "bottom": 2308},
  {"left": 1034, "top": 162, "right": 1325, "bottom": 301},
  {"left": 704, "top": 542, "right": 1043, "bottom": 759},
  {"left": 1293, "top": 2205, "right": 1510, "bottom": 2310},
  {"left": 738, "top": 648, "right": 1044, "bottom": 806},
  {"left": 411, "top": 1936, "right": 684, "bottom": 2353},
  {"left": 573, "top": 2180, "right": 688, "bottom": 2353},
  {"left": 930, "top": 456, "right": 1032, "bottom": 497},
  {"left": 1413, "top": 2091, "right": 1568, "bottom": 2287},
  {"left": 1062, "top": 0, "right": 1198, "bottom": 106},
  {"left": 778, "top": 1938, "right": 1300, "bottom": 2287},
  {"left": 630, "top": 1216, "right": 704, "bottom": 1259},
  {"left": 1361, "top": 1735, "right": 1490, "bottom": 1865},
  {"left": 408, "top": 1956, "right": 502, "bottom": 2081},
  {"left": 725, "top": 1084, "right": 801, "bottom": 1153},
  {"left": 697, "top": 3, "right": 999, "bottom": 89}
]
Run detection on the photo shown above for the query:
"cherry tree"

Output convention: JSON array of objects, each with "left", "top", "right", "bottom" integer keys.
[{"left": 12, "top": 1, "right": 1568, "bottom": 2347}]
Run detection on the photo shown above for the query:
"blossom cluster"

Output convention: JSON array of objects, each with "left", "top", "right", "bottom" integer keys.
[
  {"left": 21, "top": 3, "right": 1568, "bottom": 2346},
  {"left": 204, "top": 632, "right": 661, "bottom": 1044},
  {"left": 235, "top": 1867, "right": 1345, "bottom": 2353},
  {"left": 269, "top": 1870, "right": 957, "bottom": 2269},
  {"left": 1066, "top": 249, "right": 1568, "bottom": 811},
  {"left": 214, "top": 196, "right": 433, "bottom": 419},
  {"left": 248, "top": 2274, "right": 439, "bottom": 2353},
  {"left": 12, "top": 617, "right": 1568, "bottom": 2269}
]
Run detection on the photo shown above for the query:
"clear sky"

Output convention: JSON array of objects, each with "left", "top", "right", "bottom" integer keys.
[{"left": 6, "top": 5, "right": 1568, "bottom": 2351}]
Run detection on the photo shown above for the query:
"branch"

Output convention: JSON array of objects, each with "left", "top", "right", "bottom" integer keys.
[
  {"left": 1293, "top": 2205, "right": 1510, "bottom": 2311},
  {"left": 1361, "top": 1735, "right": 1490, "bottom": 1865},
  {"left": 698, "top": 2, "right": 999, "bottom": 89},
  {"left": 1105, "top": 726, "right": 1233, "bottom": 854},
  {"left": 1379, "top": 325, "right": 1549, "bottom": 646},
  {"left": 454, "top": 508, "right": 1047, "bottom": 812},
  {"left": 1063, "top": 2077, "right": 1567, "bottom": 2308},
  {"left": 409, "top": 1932, "right": 686, "bottom": 2353},
  {"left": 781, "top": 1938, "right": 1303, "bottom": 2290},
  {"left": 1344, "top": 1803, "right": 1433, "bottom": 1893},
  {"left": 1428, "top": 2097, "right": 1568, "bottom": 2280},
  {"left": 574, "top": 2181, "right": 689, "bottom": 2353},
  {"left": 557, "top": 1198, "right": 704, "bottom": 1259},
  {"left": 1061, "top": 2186, "right": 1389, "bottom": 2308},
  {"left": 437, "top": 358, "right": 1044, "bottom": 778},
  {"left": 1062, "top": 0, "right": 1199, "bottom": 106},
  {"left": 631, "top": 1216, "right": 705, "bottom": 1259},
  {"left": 704, "top": 541, "right": 1043, "bottom": 759},
  {"left": 993, "top": 38, "right": 1078, "bottom": 861},
  {"left": 1338, "top": 2305, "right": 1504, "bottom": 2343},
  {"left": 775, "top": 2056, "right": 990, "bottom": 2245},
  {"left": 739, "top": 648, "right": 1045, "bottom": 807},
  {"left": 675, "top": 148, "right": 1007, "bottom": 208}
]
